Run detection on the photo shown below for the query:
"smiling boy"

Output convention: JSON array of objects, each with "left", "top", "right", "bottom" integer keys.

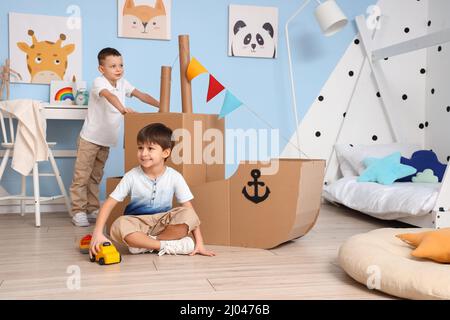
[{"left": 89, "top": 123, "right": 215, "bottom": 257}]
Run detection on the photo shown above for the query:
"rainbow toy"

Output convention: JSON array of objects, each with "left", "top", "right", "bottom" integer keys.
[{"left": 54, "top": 86, "right": 75, "bottom": 102}]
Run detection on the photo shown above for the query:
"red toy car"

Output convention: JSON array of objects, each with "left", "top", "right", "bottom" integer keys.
[{"left": 79, "top": 234, "right": 92, "bottom": 254}]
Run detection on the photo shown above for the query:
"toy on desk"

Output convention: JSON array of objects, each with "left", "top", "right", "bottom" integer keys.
[
  {"left": 74, "top": 89, "right": 89, "bottom": 106},
  {"left": 89, "top": 242, "right": 121, "bottom": 265},
  {"left": 71, "top": 75, "right": 89, "bottom": 106},
  {"left": 79, "top": 234, "right": 92, "bottom": 254}
]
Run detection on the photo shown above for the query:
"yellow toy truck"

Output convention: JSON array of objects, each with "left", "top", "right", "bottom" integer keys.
[{"left": 90, "top": 242, "right": 121, "bottom": 265}]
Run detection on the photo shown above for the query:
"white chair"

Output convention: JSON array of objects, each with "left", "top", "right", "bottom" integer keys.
[{"left": 0, "top": 103, "right": 71, "bottom": 227}]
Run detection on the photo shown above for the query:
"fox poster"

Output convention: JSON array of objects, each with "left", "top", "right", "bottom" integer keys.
[{"left": 118, "top": 0, "right": 171, "bottom": 40}]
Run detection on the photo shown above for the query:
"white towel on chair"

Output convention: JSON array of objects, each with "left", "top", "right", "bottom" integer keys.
[{"left": 0, "top": 99, "right": 48, "bottom": 176}]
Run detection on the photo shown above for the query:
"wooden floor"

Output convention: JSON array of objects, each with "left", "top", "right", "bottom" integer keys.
[{"left": 0, "top": 204, "right": 411, "bottom": 300}]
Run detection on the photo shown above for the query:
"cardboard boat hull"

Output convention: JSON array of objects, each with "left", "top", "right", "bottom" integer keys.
[
  {"left": 191, "top": 159, "right": 325, "bottom": 249},
  {"left": 106, "top": 159, "right": 325, "bottom": 249}
]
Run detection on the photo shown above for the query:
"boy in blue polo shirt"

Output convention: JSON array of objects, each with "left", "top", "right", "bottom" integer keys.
[{"left": 90, "top": 123, "right": 215, "bottom": 257}]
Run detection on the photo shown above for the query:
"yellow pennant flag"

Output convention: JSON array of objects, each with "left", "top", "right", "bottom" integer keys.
[{"left": 187, "top": 57, "right": 208, "bottom": 81}]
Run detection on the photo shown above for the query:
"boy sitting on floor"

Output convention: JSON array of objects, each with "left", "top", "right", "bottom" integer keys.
[{"left": 89, "top": 123, "right": 215, "bottom": 257}]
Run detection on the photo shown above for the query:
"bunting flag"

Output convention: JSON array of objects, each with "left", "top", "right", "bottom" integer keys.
[
  {"left": 219, "top": 90, "right": 243, "bottom": 119},
  {"left": 186, "top": 57, "right": 208, "bottom": 81},
  {"left": 206, "top": 74, "right": 225, "bottom": 102},
  {"left": 188, "top": 57, "right": 244, "bottom": 118}
]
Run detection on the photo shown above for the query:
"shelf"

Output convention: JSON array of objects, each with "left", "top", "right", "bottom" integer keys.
[{"left": 42, "top": 106, "right": 87, "bottom": 120}]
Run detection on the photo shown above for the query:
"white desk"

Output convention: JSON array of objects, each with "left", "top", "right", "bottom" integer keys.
[
  {"left": 0, "top": 106, "right": 86, "bottom": 158},
  {"left": 42, "top": 106, "right": 87, "bottom": 157}
]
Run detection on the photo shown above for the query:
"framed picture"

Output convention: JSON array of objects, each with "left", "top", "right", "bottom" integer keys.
[
  {"left": 228, "top": 4, "right": 279, "bottom": 59},
  {"left": 118, "top": 0, "right": 171, "bottom": 40},
  {"left": 49, "top": 80, "right": 87, "bottom": 108},
  {"left": 9, "top": 12, "right": 82, "bottom": 84}
]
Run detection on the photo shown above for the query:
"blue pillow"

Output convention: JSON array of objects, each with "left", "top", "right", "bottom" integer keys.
[
  {"left": 398, "top": 150, "right": 447, "bottom": 182},
  {"left": 357, "top": 152, "right": 417, "bottom": 185}
]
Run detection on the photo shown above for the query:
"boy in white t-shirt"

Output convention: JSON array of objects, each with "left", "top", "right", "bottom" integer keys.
[
  {"left": 70, "top": 48, "right": 159, "bottom": 227},
  {"left": 89, "top": 123, "right": 215, "bottom": 257}
]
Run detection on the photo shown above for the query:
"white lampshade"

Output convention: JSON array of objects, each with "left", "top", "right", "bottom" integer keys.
[{"left": 314, "top": 0, "right": 348, "bottom": 36}]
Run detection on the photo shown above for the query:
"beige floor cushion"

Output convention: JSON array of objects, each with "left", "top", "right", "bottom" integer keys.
[{"left": 338, "top": 228, "right": 450, "bottom": 300}]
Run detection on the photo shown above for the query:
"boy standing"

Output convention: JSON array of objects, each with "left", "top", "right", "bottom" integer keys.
[
  {"left": 89, "top": 123, "right": 215, "bottom": 257},
  {"left": 70, "top": 48, "right": 159, "bottom": 227}
]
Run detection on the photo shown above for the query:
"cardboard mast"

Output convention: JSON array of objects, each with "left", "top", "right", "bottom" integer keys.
[
  {"left": 159, "top": 66, "right": 171, "bottom": 113},
  {"left": 178, "top": 35, "right": 193, "bottom": 114}
]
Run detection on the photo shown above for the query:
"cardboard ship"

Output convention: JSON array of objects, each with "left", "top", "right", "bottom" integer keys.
[{"left": 106, "top": 35, "right": 325, "bottom": 249}]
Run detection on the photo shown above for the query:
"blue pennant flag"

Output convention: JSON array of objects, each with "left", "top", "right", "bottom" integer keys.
[{"left": 219, "top": 90, "right": 243, "bottom": 118}]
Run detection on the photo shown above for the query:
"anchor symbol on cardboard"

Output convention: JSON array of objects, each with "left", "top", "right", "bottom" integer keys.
[{"left": 242, "top": 169, "right": 270, "bottom": 204}]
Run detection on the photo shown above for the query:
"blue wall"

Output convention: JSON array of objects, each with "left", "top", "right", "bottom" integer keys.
[{"left": 0, "top": 0, "right": 375, "bottom": 200}]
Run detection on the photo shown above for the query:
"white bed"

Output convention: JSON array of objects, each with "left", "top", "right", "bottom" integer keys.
[
  {"left": 323, "top": 177, "right": 440, "bottom": 221},
  {"left": 321, "top": 143, "right": 450, "bottom": 228}
]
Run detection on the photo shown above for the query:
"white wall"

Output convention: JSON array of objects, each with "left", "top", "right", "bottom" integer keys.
[
  {"left": 282, "top": 0, "right": 431, "bottom": 184},
  {"left": 426, "top": 0, "right": 450, "bottom": 164}
]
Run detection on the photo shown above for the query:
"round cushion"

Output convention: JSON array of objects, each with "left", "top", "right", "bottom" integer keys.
[{"left": 338, "top": 228, "right": 450, "bottom": 300}]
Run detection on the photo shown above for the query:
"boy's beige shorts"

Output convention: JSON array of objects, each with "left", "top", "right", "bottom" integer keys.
[{"left": 109, "top": 207, "right": 200, "bottom": 246}]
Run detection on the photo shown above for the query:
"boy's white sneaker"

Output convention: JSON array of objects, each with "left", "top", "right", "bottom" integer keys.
[
  {"left": 87, "top": 210, "right": 98, "bottom": 222},
  {"left": 72, "top": 212, "right": 90, "bottom": 227},
  {"left": 158, "top": 236, "right": 195, "bottom": 256}
]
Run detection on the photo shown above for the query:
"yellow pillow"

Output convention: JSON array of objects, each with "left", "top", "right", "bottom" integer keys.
[
  {"left": 396, "top": 231, "right": 433, "bottom": 247},
  {"left": 396, "top": 228, "right": 450, "bottom": 263}
]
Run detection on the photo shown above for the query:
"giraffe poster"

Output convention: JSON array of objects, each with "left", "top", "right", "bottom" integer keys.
[
  {"left": 118, "top": 0, "right": 171, "bottom": 40},
  {"left": 9, "top": 12, "right": 82, "bottom": 84}
]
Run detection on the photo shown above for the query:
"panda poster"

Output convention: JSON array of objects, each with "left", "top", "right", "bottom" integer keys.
[
  {"left": 118, "top": 0, "right": 171, "bottom": 40},
  {"left": 229, "top": 4, "right": 278, "bottom": 59}
]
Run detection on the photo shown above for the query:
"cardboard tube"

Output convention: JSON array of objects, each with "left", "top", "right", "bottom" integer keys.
[
  {"left": 179, "top": 35, "right": 193, "bottom": 114},
  {"left": 159, "top": 66, "right": 171, "bottom": 113}
]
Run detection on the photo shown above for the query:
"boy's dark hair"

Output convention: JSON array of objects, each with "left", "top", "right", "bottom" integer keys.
[
  {"left": 98, "top": 47, "right": 121, "bottom": 65},
  {"left": 137, "top": 123, "right": 175, "bottom": 152}
]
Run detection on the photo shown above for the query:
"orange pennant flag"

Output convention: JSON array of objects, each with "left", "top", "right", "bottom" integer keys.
[{"left": 186, "top": 57, "right": 208, "bottom": 81}]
